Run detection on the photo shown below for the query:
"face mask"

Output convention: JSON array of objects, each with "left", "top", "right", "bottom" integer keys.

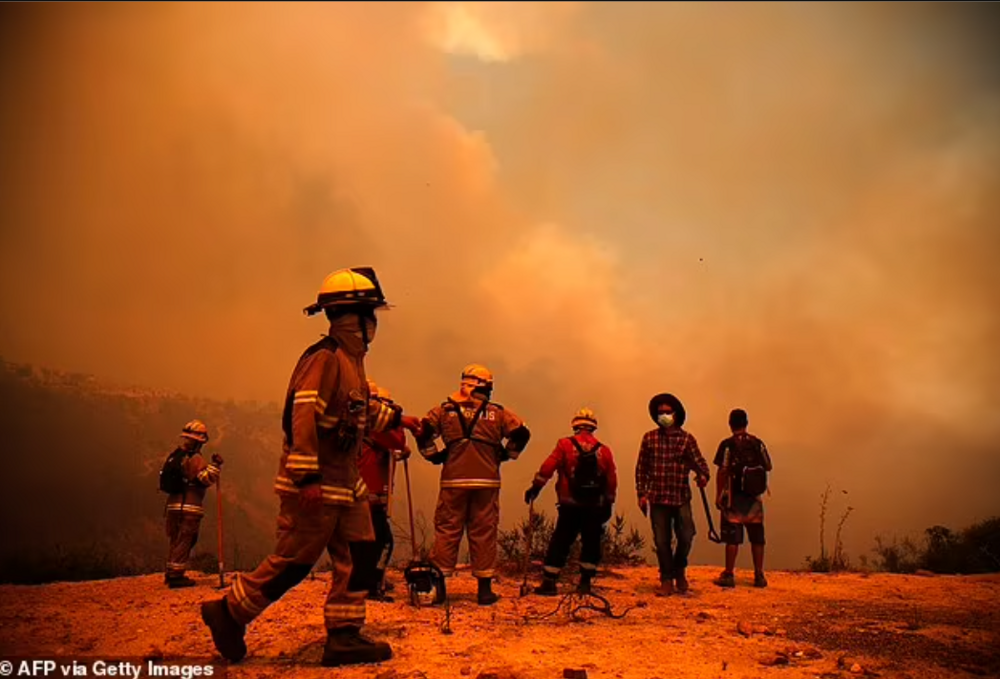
[
  {"left": 657, "top": 413, "right": 675, "bottom": 428},
  {"left": 472, "top": 386, "right": 492, "bottom": 401},
  {"left": 360, "top": 316, "right": 377, "bottom": 346}
]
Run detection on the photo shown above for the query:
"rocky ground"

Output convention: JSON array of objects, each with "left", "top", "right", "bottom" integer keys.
[{"left": 1, "top": 566, "right": 998, "bottom": 679}]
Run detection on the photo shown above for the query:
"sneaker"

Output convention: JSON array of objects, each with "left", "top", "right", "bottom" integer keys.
[
  {"left": 753, "top": 572, "right": 768, "bottom": 588},
  {"left": 321, "top": 627, "right": 392, "bottom": 667},
  {"left": 714, "top": 571, "right": 736, "bottom": 588},
  {"left": 200, "top": 598, "right": 247, "bottom": 662},
  {"left": 655, "top": 580, "right": 674, "bottom": 597}
]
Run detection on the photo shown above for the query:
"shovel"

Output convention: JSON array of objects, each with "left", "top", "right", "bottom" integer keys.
[
  {"left": 698, "top": 486, "right": 723, "bottom": 544},
  {"left": 519, "top": 499, "right": 535, "bottom": 597},
  {"left": 215, "top": 475, "right": 226, "bottom": 588}
]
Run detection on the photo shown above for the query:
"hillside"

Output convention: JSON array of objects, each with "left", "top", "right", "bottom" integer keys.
[
  {"left": 0, "top": 359, "right": 285, "bottom": 582},
  {"left": 1, "top": 566, "right": 998, "bottom": 678}
]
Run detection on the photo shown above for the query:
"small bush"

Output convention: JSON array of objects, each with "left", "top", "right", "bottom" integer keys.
[
  {"left": 497, "top": 509, "right": 646, "bottom": 574},
  {"left": 872, "top": 516, "right": 1000, "bottom": 574}
]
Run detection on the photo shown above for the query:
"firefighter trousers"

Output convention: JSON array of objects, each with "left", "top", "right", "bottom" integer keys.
[
  {"left": 543, "top": 504, "right": 604, "bottom": 577},
  {"left": 430, "top": 487, "right": 499, "bottom": 579},
  {"left": 225, "top": 495, "right": 375, "bottom": 631},
  {"left": 348, "top": 503, "right": 394, "bottom": 594},
  {"left": 165, "top": 511, "right": 202, "bottom": 577}
]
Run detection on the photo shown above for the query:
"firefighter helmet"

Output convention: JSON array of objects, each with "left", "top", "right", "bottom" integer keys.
[
  {"left": 460, "top": 363, "right": 493, "bottom": 389},
  {"left": 303, "top": 266, "right": 389, "bottom": 316},
  {"left": 571, "top": 407, "right": 598, "bottom": 431},
  {"left": 181, "top": 419, "right": 209, "bottom": 443}
]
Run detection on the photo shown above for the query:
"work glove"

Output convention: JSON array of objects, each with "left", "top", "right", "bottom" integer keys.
[
  {"left": 211, "top": 454, "right": 224, "bottom": 466},
  {"left": 638, "top": 496, "right": 649, "bottom": 517},
  {"left": 524, "top": 485, "right": 541, "bottom": 505}
]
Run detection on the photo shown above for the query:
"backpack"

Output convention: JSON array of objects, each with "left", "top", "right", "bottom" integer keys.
[
  {"left": 729, "top": 436, "right": 768, "bottom": 497},
  {"left": 569, "top": 438, "right": 607, "bottom": 505},
  {"left": 159, "top": 448, "right": 188, "bottom": 495}
]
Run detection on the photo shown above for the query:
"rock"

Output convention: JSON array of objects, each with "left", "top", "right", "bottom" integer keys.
[
  {"left": 375, "top": 671, "right": 399, "bottom": 679},
  {"left": 776, "top": 628, "right": 788, "bottom": 636},
  {"left": 563, "top": 671, "right": 588, "bottom": 679},
  {"left": 461, "top": 668, "right": 472, "bottom": 676},
  {"left": 696, "top": 611, "right": 713, "bottom": 622},
  {"left": 143, "top": 647, "right": 164, "bottom": 661},
  {"left": 850, "top": 663, "right": 864, "bottom": 674},
  {"left": 803, "top": 647, "right": 824, "bottom": 659},
  {"left": 737, "top": 620, "right": 754, "bottom": 637},
  {"left": 759, "top": 654, "right": 790, "bottom": 667}
]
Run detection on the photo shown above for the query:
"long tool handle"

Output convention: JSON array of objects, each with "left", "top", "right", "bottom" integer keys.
[
  {"left": 216, "top": 475, "right": 225, "bottom": 588},
  {"left": 403, "top": 459, "right": 418, "bottom": 557},
  {"left": 522, "top": 500, "right": 534, "bottom": 586},
  {"left": 387, "top": 456, "right": 396, "bottom": 521},
  {"left": 698, "top": 485, "right": 723, "bottom": 544}
]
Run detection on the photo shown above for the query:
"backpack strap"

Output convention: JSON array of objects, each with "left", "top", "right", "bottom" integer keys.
[
  {"left": 570, "top": 437, "right": 602, "bottom": 457},
  {"left": 442, "top": 398, "right": 491, "bottom": 447}
]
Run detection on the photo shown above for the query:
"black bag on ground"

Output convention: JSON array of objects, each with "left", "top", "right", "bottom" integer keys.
[
  {"left": 569, "top": 439, "right": 607, "bottom": 505},
  {"left": 159, "top": 448, "right": 188, "bottom": 494}
]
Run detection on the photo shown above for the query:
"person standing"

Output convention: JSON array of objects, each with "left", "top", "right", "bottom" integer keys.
[
  {"left": 713, "top": 408, "right": 772, "bottom": 588},
  {"left": 635, "top": 393, "right": 710, "bottom": 596},
  {"left": 525, "top": 407, "right": 617, "bottom": 596},
  {"left": 415, "top": 364, "right": 531, "bottom": 606},
  {"left": 161, "top": 419, "right": 222, "bottom": 588}
]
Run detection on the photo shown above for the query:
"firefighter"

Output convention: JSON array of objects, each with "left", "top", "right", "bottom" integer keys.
[
  {"left": 162, "top": 419, "right": 222, "bottom": 588},
  {"left": 348, "top": 381, "right": 410, "bottom": 602},
  {"left": 200, "top": 267, "right": 422, "bottom": 667},
  {"left": 415, "top": 364, "right": 531, "bottom": 606},
  {"left": 524, "top": 407, "right": 618, "bottom": 596}
]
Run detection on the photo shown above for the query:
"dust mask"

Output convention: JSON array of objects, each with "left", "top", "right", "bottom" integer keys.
[{"left": 657, "top": 413, "right": 675, "bottom": 428}]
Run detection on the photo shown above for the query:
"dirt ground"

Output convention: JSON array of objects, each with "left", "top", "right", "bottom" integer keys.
[{"left": 1, "top": 566, "right": 998, "bottom": 679}]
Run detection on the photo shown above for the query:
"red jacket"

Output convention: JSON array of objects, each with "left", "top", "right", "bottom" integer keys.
[
  {"left": 532, "top": 431, "right": 618, "bottom": 506},
  {"left": 359, "top": 428, "right": 407, "bottom": 504}
]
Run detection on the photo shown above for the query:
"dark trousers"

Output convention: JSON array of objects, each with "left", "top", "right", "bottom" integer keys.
[
  {"left": 650, "top": 502, "right": 696, "bottom": 581},
  {"left": 349, "top": 503, "right": 394, "bottom": 593},
  {"left": 543, "top": 504, "right": 605, "bottom": 577}
]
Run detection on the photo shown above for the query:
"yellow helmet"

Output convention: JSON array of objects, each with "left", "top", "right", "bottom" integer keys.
[
  {"left": 303, "top": 266, "right": 389, "bottom": 316},
  {"left": 181, "top": 419, "right": 209, "bottom": 443},
  {"left": 571, "top": 408, "right": 598, "bottom": 431},
  {"left": 461, "top": 363, "right": 494, "bottom": 389}
]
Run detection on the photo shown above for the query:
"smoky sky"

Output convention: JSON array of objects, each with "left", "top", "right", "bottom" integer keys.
[{"left": 1, "top": 2, "right": 998, "bottom": 568}]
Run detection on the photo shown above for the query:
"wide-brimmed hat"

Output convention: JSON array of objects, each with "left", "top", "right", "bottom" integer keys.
[{"left": 648, "top": 393, "right": 686, "bottom": 427}]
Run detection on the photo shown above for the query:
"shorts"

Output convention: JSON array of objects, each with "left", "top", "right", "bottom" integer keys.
[{"left": 721, "top": 519, "right": 765, "bottom": 546}]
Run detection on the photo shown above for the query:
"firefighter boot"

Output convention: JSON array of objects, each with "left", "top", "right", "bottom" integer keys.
[
  {"left": 321, "top": 627, "right": 392, "bottom": 667},
  {"left": 477, "top": 577, "right": 499, "bottom": 606},
  {"left": 576, "top": 570, "right": 594, "bottom": 596},
  {"left": 166, "top": 574, "right": 197, "bottom": 589},
  {"left": 534, "top": 573, "right": 559, "bottom": 596},
  {"left": 200, "top": 598, "right": 247, "bottom": 662}
]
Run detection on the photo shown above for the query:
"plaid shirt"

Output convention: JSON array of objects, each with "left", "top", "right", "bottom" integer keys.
[{"left": 635, "top": 426, "right": 710, "bottom": 506}]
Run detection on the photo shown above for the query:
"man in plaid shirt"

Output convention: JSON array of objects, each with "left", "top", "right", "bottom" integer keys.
[{"left": 635, "top": 392, "right": 710, "bottom": 596}]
